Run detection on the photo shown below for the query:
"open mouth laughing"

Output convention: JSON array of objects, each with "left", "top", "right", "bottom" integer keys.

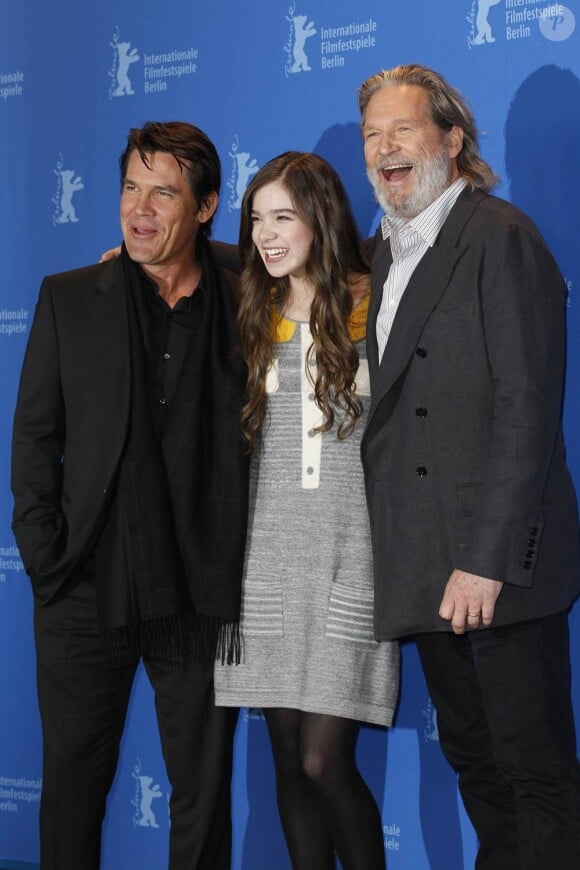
[{"left": 380, "top": 162, "right": 414, "bottom": 183}]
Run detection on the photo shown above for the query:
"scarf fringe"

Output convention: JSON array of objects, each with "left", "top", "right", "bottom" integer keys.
[
  {"left": 103, "top": 612, "right": 240, "bottom": 671},
  {"left": 206, "top": 616, "right": 241, "bottom": 666}
]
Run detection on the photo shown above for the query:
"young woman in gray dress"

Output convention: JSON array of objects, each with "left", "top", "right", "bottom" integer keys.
[{"left": 214, "top": 152, "right": 399, "bottom": 870}]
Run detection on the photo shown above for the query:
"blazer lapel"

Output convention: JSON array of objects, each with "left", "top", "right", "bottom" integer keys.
[
  {"left": 372, "top": 245, "right": 465, "bottom": 398},
  {"left": 89, "top": 257, "right": 130, "bottom": 429},
  {"left": 366, "top": 188, "right": 485, "bottom": 426},
  {"left": 367, "top": 227, "right": 392, "bottom": 384}
]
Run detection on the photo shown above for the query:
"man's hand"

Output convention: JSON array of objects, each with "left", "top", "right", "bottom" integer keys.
[
  {"left": 439, "top": 569, "right": 503, "bottom": 635},
  {"left": 99, "top": 245, "right": 121, "bottom": 263}
]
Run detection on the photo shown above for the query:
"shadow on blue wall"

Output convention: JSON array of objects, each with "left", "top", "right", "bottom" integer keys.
[
  {"left": 313, "top": 123, "right": 382, "bottom": 239},
  {"left": 504, "top": 64, "right": 580, "bottom": 283},
  {"left": 504, "top": 64, "right": 580, "bottom": 481}
]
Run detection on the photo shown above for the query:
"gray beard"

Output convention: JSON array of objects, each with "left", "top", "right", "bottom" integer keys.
[{"left": 368, "top": 146, "right": 452, "bottom": 220}]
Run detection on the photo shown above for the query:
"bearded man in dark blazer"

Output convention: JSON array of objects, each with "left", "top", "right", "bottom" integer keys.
[
  {"left": 359, "top": 64, "right": 580, "bottom": 868},
  {"left": 11, "top": 122, "right": 249, "bottom": 870}
]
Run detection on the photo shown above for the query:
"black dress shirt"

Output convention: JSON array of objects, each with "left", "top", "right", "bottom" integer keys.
[{"left": 139, "top": 269, "right": 205, "bottom": 436}]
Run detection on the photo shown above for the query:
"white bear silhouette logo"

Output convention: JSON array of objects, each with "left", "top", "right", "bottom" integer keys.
[
  {"left": 473, "top": 0, "right": 501, "bottom": 44},
  {"left": 290, "top": 15, "right": 317, "bottom": 73},
  {"left": 233, "top": 152, "right": 259, "bottom": 207},
  {"left": 53, "top": 166, "right": 84, "bottom": 224},
  {"left": 134, "top": 774, "right": 163, "bottom": 828},
  {"left": 111, "top": 40, "right": 140, "bottom": 95},
  {"left": 108, "top": 29, "right": 140, "bottom": 98},
  {"left": 423, "top": 699, "right": 440, "bottom": 742}
]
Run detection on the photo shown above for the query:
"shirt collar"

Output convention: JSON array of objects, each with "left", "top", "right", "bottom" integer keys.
[
  {"left": 381, "top": 177, "right": 467, "bottom": 245},
  {"left": 139, "top": 265, "right": 204, "bottom": 311}
]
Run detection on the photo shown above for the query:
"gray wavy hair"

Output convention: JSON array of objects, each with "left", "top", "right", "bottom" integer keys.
[{"left": 358, "top": 64, "right": 498, "bottom": 192}]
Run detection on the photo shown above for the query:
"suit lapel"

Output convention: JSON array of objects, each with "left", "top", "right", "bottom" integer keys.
[
  {"left": 89, "top": 257, "right": 130, "bottom": 428},
  {"left": 367, "top": 226, "right": 393, "bottom": 384},
  {"left": 366, "top": 188, "right": 485, "bottom": 428}
]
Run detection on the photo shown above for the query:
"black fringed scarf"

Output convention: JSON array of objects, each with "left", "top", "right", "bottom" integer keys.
[{"left": 95, "top": 240, "right": 249, "bottom": 670}]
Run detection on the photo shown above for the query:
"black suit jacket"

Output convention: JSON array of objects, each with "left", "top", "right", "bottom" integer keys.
[
  {"left": 11, "top": 250, "right": 240, "bottom": 606},
  {"left": 361, "top": 188, "right": 580, "bottom": 639}
]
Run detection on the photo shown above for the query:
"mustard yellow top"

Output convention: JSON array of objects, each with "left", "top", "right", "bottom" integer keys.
[{"left": 270, "top": 289, "right": 370, "bottom": 344}]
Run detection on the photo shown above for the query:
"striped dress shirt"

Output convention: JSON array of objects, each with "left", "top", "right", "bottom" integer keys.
[{"left": 376, "top": 177, "right": 467, "bottom": 362}]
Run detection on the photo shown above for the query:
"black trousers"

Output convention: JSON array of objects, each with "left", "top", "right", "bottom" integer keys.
[
  {"left": 416, "top": 611, "right": 580, "bottom": 870},
  {"left": 33, "top": 577, "right": 238, "bottom": 870}
]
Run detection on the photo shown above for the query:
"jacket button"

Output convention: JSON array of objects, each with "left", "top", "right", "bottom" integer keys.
[
  {"left": 525, "top": 549, "right": 534, "bottom": 558},
  {"left": 416, "top": 347, "right": 427, "bottom": 358},
  {"left": 416, "top": 465, "right": 428, "bottom": 477},
  {"left": 522, "top": 561, "right": 532, "bottom": 569},
  {"left": 415, "top": 407, "right": 428, "bottom": 417},
  {"left": 527, "top": 538, "right": 536, "bottom": 548}
]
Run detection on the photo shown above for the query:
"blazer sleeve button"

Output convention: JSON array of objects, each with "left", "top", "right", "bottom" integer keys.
[{"left": 416, "top": 465, "right": 428, "bottom": 477}]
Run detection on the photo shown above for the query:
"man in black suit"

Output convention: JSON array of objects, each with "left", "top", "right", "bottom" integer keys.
[
  {"left": 11, "top": 122, "right": 249, "bottom": 870},
  {"left": 359, "top": 64, "right": 580, "bottom": 867}
]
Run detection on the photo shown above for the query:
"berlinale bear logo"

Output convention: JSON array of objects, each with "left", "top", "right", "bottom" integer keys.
[
  {"left": 52, "top": 156, "right": 84, "bottom": 226},
  {"left": 290, "top": 14, "right": 317, "bottom": 72},
  {"left": 108, "top": 27, "right": 140, "bottom": 98},
  {"left": 284, "top": 7, "right": 317, "bottom": 75}
]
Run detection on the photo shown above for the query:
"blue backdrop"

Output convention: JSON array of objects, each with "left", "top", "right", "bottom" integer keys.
[{"left": 0, "top": 2, "right": 578, "bottom": 867}]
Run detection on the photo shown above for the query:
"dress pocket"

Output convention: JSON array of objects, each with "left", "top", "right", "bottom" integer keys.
[
  {"left": 240, "top": 578, "right": 284, "bottom": 637},
  {"left": 326, "top": 582, "right": 376, "bottom": 645}
]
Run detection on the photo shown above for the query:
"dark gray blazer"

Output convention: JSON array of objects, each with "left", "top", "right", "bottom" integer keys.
[{"left": 361, "top": 187, "right": 580, "bottom": 639}]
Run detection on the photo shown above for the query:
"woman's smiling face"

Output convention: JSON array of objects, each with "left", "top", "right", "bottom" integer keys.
[{"left": 250, "top": 181, "right": 314, "bottom": 284}]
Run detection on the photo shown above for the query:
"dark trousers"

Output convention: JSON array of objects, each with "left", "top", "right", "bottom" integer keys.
[
  {"left": 34, "top": 577, "right": 238, "bottom": 870},
  {"left": 416, "top": 611, "right": 580, "bottom": 870}
]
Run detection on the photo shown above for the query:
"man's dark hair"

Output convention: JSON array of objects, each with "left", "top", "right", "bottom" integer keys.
[{"left": 119, "top": 121, "right": 221, "bottom": 238}]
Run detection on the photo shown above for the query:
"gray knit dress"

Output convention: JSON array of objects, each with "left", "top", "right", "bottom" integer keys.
[{"left": 214, "top": 300, "right": 399, "bottom": 726}]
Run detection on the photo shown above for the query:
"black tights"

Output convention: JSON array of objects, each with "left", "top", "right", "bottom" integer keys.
[{"left": 264, "top": 708, "right": 386, "bottom": 870}]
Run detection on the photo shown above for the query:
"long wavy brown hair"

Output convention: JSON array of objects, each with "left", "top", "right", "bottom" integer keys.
[{"left": 238, "top": 151, "right": 369, "bottom": 453}]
